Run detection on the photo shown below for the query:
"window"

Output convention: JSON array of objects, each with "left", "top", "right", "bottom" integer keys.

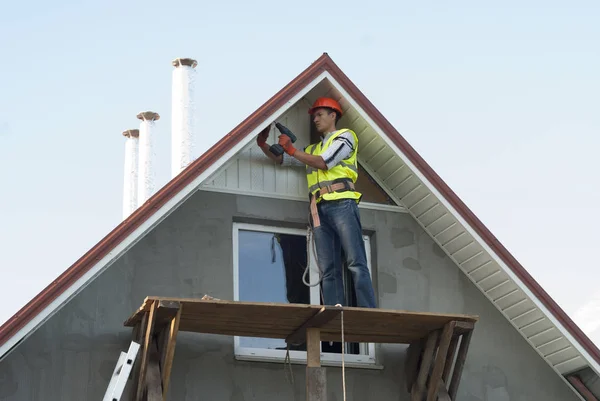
[{"left": 232, "top": 222, "right": 376, "bottom": 367}]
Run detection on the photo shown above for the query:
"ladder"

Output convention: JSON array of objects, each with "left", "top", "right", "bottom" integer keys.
[{"left": 103, "top": 341, "right": 141, "bottom": 401}]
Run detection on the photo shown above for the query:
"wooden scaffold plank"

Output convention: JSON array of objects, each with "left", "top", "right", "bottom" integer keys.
[{"left": 122, "top": 297, "right": 478, "bottom": 401}]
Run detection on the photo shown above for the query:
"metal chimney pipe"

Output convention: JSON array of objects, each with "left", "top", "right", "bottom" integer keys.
[
  {"left": 171, "top": 57, "right": 198, "bottom": 177},
  {"left": 136, "top": 111, "right": 160, "bottom": 206},
  {"left": 122, "top": 129, "right": 139, "bottom": 219}
]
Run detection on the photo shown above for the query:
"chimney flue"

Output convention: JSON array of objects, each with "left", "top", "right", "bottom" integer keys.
[
  {"left": 171, "top": 57, "right": 197, "bottom": 177},
  {"left": 122, "top": 129, "right": 139, "bottom": 219},
  {"left": 136, "top": 111, "right": 160, "bottom": 206}
]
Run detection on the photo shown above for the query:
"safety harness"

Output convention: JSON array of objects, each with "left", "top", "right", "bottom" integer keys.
[{"left": 308, "top": 178, "right": 358, "bottom": 228}]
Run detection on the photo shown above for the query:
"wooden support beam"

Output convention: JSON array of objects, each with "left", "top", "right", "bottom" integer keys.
[
  {"left": 437, "top": 380, "right": 451, "bottom": 401},
  {"left": 306, "top": 328, "right": 326, "bottom": 401},
  {"left": 135, "top": 301, "right": 157, "bottom": 401},
  {"left": 287, "top": 306, "right": 341, "bottom": 345},
  {"left": 405, "top": 339, "right": 424, "bottom": 393},
  {"left": 427, "top": 321, "right": 456, "bottom": 401},
  {"left": 453, "top": 321, "right": 474, "bottom": 334},
  {"left": 411, "top": 329, "right": 439, "bottom": 401},
  {"left": 448, "top": 329, "right": 473, "bottom": 399},
  {"left": 442, "top": 335, "right": 459, "bottom": 384},
  {"left": 130, "top": 312, "right": 148, "bottom": 400},
  {"left": 161, "top": 304, "right": 182, "bottom": 401},
  {"left": 146, "top": 339, "right": 163, "bottom": 401}
]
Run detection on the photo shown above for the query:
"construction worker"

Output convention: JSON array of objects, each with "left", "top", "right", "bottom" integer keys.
[{"left": 256, "top": 97, "right": 377, "bottom": 309}]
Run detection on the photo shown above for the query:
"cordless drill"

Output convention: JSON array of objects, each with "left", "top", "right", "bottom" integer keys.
[{"left": 269, "top": 122, "right": 297, "bottom": 156}]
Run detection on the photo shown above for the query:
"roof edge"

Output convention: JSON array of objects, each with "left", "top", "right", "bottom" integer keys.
[
  {"left": 319, "top": 55, "right": 600, "bottom": 366},
  {"left": 0, "top": 53, "right": 332, "bottom": 352}
]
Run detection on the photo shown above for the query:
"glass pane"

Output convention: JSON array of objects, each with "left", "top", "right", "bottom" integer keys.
[{"left": 238, "top": 229, "right": 309, "bottom": 350}]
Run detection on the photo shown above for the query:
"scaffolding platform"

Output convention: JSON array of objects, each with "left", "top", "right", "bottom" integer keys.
[{"left": 123, "top": 296, "right": 478, "bottom": 401}]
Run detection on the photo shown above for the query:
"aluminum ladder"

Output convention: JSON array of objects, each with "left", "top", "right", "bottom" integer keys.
[{"left": 103, "top": 341, "right": 140, "bottom": 401}]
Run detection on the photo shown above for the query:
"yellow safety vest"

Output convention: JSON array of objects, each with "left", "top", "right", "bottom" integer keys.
[{"left": 305, "top": 129, "right": 362, "bottom": 203}]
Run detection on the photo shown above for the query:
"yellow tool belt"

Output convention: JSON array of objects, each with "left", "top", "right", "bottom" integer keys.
[{"left": 309, "top": 178, "right": 356, "bottom": 228}]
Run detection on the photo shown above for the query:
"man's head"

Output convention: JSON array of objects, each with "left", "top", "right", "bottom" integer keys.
[{"left": 308, "top": 97, "right": 343, "bottom": 134}]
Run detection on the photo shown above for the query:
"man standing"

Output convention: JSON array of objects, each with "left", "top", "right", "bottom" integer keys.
[{"left": 257, "top": 97, "right": 377, "bottom": 309}]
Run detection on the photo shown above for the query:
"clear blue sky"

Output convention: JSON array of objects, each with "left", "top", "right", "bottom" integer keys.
[{"left": 1, "top": 1, "right": 599, "bottom": 344}]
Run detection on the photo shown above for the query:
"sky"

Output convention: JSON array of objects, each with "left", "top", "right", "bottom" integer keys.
[{"left": 0, "top": 0, "right": 599, "bottom": 347}]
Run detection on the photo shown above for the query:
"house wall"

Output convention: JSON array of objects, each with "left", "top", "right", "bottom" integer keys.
[
  {"left": 0, "top": 190, "right": 581, "bottom": 401},
  {"left": 202, "top": 99, "right": 313, "bottom": 200}
]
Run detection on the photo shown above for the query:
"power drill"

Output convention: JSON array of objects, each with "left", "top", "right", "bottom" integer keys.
[{"left": 269, "top": 122, "right": 297, "bottom": 156}]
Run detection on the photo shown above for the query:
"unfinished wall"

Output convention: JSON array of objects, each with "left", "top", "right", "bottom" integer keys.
[{"left": 0, "top": 190, "right": 580, "bottom": 401}]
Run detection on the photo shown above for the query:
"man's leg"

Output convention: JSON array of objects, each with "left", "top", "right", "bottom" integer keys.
[
  {"left": 330, "top": 199, "right": 377, "bottom": 308},
  {"left": 312, "top": 206, "right": 345, "bottom": 307}
]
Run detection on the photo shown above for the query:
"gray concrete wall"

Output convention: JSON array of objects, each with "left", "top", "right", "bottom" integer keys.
[{"left": 0, "top": 190, "right": 580, "bottom": 401}]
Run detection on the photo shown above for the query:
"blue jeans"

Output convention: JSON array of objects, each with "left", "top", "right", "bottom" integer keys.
[{"left": 312, "top": 198, "right": 377, "bottom": 308}]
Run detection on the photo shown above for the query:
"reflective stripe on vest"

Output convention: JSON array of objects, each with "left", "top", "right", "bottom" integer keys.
[{"left": 305, "top": 128, "right": 362, "bottom": 203}]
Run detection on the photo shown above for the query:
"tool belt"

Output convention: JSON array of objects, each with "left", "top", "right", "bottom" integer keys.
[{"left": 309, "top": 178, "right": 355, "bottom": 228}]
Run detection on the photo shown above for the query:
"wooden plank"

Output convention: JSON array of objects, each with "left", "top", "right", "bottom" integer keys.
[
  {"left": 405, "top": 340, "right": 423, "bottom": 393},
  {"left": 123, "top": 298, "right": 478, "bottom": 344},
  {"left": 437, "top": 380, "right": 451, "bottom": 401},
  {"left": 146, "top": 339, "right": 163, "bottom": 401},
  {"left": 411, "top": 330, "right": 439, "bottom": 401},
  {"left": 286, "top": 306, "right": 341, "bottom": 345},
  {"left": 135, "top": 301, "right": 157, "bottom": 401},
  {"left": 130, "top": 312, "right": 147, "bottom": 401},
  {"left": 442, "top": 335, "right": 460, "bottom": 384},
  {"left": 124, "top": 297, "right": 479, "bottom": 329},
  {"left": 427, "top": 321, "right": 456, "bottom": 401},
  {"left": 168, "top": 304, "right": 476, "bottom": 343},
  {"left": 175, "top": 318, "right": 451, "bottom": 344},
  {"left": 161, "top": 305, "right": 182, "bottom": 401},
  {"left": 448, "top": 330, "right": 473, "bottom": 399}
]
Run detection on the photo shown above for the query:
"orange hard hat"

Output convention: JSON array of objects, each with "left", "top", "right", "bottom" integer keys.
[{"left": 308, "top": 97, "right": 343, "bottom": 117}]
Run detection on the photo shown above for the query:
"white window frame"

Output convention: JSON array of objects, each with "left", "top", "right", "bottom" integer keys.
[{"left": 232, "top": 222, "right": 378, "bottom": 368}]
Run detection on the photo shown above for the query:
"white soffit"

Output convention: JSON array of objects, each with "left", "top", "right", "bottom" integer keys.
[{"left": 315, "top": 72, "right": 599, "bottom": 381}]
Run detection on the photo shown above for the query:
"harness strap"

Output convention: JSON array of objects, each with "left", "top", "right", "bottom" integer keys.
[{"left": 309, "top": 179, "right": 355, "bottom": 228}]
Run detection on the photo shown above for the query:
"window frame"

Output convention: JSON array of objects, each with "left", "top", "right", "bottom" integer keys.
[{"left": 232, "top": 222, "right": 377, "bottom": 368}]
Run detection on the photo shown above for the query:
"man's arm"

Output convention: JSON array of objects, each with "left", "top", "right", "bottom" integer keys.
[
  {"left": 285, "top": 149, "right": 327, "bottom": 170},
  {"left": 279, "top": 131, "right": 355, "bottom": 171},
  {"left": 317, "top": 131, "right": 356, "bottom": 170}
]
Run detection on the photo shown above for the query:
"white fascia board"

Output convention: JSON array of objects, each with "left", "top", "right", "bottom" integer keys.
[
  {"left": 0, "top": 72, "right": 328, "bottom": 361},
  {"left": 323, "top": 70, "right": 600, "bottom": 377}
]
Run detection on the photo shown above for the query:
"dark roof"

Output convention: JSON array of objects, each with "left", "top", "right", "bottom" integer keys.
[{"left": 1, "top": 53, "right": 598, "bottom": 368}]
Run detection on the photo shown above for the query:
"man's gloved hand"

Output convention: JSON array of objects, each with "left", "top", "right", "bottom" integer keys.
[
  {"left": 278, "top": 135, "right": 296, "bottom": 156},
  {"left": 256, "top": 125, "right": 270, "bottom": 148}
]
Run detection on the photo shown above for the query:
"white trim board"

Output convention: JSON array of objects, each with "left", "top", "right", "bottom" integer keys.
[{"left": 198, "top": 186, "right": 407, "bottom": 214}]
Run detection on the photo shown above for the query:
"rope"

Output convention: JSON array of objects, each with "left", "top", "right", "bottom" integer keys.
[
  {"left": 293, "top": 207, "right": 348, "bottom": 400},
  {"left": 283, "top": 345, "right": 294, "bottom": 385},
  {"left": 302, "top": 226, "right": 324, "bottom": 288}
]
